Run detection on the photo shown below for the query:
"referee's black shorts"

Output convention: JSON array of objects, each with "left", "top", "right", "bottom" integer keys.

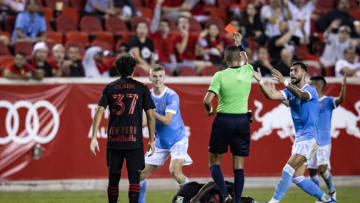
[
  {"left": 107, "top": 147, "right": 145, "bottom": 174},
  {"left": 209, "top": 113, "right": 250, "bottom": 156}
]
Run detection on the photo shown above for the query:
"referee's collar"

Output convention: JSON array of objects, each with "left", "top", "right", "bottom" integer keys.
[{"left": 229, "top": 66, "right": 241, "bottom": 69}]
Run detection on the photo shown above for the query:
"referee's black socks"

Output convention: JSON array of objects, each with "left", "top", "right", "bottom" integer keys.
[
  {"left": 234, "top": 169, "right": 245, "bottom": 203},
  {"left": 210, "top": 165, "right": 229, "bottom": 199}
]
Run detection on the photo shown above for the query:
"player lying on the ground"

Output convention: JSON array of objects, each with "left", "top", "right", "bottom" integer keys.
[
  {"left": 90, "top": 55, "right": 156, "bottom": 203},
  {"left": 139, "top": 64, "right": 192, "bottom": 203},
  {"left": 172, "top": 181, "right": 257, "bottom": 203},
  {"left": 307, "top": 75, "right": 346, "bottom": 203},
  {"left": 203, "top": 32, "right": 254, "bottom": 203},
  {"left": 253, "top": 62, "right": 337, "bottom": 203}
]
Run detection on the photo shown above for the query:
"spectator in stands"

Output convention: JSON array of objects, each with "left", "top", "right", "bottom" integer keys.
[
  {"left": 268, "top": 20, "right": 307, "bottom": 63},
  {"left": 272, "top": 48, "right": 292, "bottom": 76},
  {"left": 320, "top": 25, "right": 352, "bottom": 68},
  {"left": 287, "top": 0, "right": 317, "bottom": 38},
  {"left": 29, "top": 42, "right": 56, "bottom": 77},
  {"left": 3, "top": 52, "right": 43, "bottom": 80},
  {"left": 317, "top": 0, "right": 355, "bottom": 33},
  {"left": 173, "top": 15, "right": 212, "bottom": 73},
  {"left": 197, "top": 23, "right": 226, "bottom": 66},
  {"left": 260, "top": 0, "right": 292, "bottom": 37},
  {"left": 160, "top": 0, "right": 215, "bottom": 21},
  {"left": 83, "top": 46, "right": 110, "bottom": 77},
  {"left": 113, "top": 0, "right": 137, "bottom": 21},
  {"left": 49, "top": 44, "right": 72, "bottom": 77},
  {"left": 240, "top": 3, "right": 266, "bottom": 45},
  {"left": 252, "top": 47, "right": 274, "bottom": 77},
  {"left": 335, "top": 47, "right": 360, "bottom": 78},
  {"left": 225, "top": 18, "right": 249, "bottom": 47},
  {"left": 0, "top": 0, "right": 25, "bottom": 33},
  {"left": 128, "top": 21, "right": 155, "bottom": 73},
  {"left": 84, "top": 0, "right": 116, "bottom": 21},
  {"left": 11, "top": 0, "right": 46, "bottom": 42},
  {"left": 150, "top": 0, "right": 177, "bottom": 73},
  {"left": 66, "top": 45, "right": 85, "bottom": 77}
]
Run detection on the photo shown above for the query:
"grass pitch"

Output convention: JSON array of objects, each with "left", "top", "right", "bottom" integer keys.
[{"left": 0, "top": 187, "right": 359, "bottom": 203}]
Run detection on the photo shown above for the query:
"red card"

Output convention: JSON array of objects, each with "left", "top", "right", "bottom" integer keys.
[{"left": 225, "top": 24, "right": 237, "bottom": 35}]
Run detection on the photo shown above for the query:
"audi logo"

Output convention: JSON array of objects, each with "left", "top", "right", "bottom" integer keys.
[{"left": 0, "top": 100, "right": 60, "bottom": 144}]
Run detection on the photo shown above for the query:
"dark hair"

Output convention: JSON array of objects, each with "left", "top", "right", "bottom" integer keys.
[
  {"left": 150, "top": 64, "right": 165, "bottom": 72},
  {"left": 115, "top": 55, "right": 137, "bottom": 78},
  {"left": 176, "top": 15, "right": 189, "bottom": 25},
  {"left": 15, "top": 52, "right": 26, "bottom": 57},
  {"left": 310, "top": 76, "right": 327, "bottom": 87},
  {"left": 135, "top": 21, "right": 148, "bottom": 30},
  {"left": 160, "top": 18, "right": 171, "bottom": 25},
  {"left": 291, "top": 61, "right": 307, "bottom": 72},
  {"left": 224, "top": 45, "right": 241, "bottom": 63}
]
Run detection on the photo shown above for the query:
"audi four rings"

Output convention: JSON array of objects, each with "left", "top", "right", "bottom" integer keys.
[{"left": 0, "top": 100, "right": 59, "bottom": 144}]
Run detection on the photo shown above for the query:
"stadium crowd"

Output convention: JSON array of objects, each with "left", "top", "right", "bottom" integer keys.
[{"left": 0, "top": 0, "right": 360, "bottom": 80}]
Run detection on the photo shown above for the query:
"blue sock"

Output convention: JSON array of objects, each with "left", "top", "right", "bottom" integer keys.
[
  {"left": 272, "top": 164, "right": 295, "bottom": 201},
  {"left": 138, "top": 180, "right": 147, "bottom": 203},
  {"left": 210, "top": 165, "right": 229, "bottom": 199},
  {"left": 310, "top": 175, "right": 320, "bottom": 187},
  {"left": 293, "top": 176, "right": 324, "bottom": 198},
  {"left": 321, "top": 170, "right": 335, "bottom": 193},
  {"left": 234, "top": 169, "right": 244, "bottom": 203}
]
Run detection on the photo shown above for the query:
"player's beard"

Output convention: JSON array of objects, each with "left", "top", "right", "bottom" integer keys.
[{"left": 290, "top": 76, "right": 301, "bottom": 85}]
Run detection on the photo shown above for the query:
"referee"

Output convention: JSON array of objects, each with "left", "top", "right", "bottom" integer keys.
[
  {"left": 203, "top": 32, "right": 254, "bottom": 203},
  {"left": 90, "top": 55, "right": 156, "bottom": 203}
]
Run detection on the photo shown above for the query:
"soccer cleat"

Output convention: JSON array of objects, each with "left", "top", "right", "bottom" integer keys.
[
  {"left": 324, "top": 197, "right": 337, "bottom": 203},
  {"left": 315, "top": 199, "right": 323, "bottom": 203},
  {"left": 224, "top": 196, "right": 232, "bottom": 203},
  {"left": 329, "top": 191, "right": 337, "bottom": 200}
]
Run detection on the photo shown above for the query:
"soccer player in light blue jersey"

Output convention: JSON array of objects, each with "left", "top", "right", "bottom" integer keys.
[
  {"left": 307, "top": 75, "right": 346, "bottom": 203},
  {"left": 253, "top": 62, "right": 337, "bottom": 203},
  {"left": 139, "top": 64, "right": 192, "bottom": 203}
]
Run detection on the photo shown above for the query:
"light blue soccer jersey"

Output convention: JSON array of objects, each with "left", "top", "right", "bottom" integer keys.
[
  {"left": 317, "top": 96, "right": 336, "bottom": 146},
  {"left": 282, "top": 84, "right": 319, "bottom": 143},
  {"left": 151, "top": 87, "right": 186, "bottom": 149}
]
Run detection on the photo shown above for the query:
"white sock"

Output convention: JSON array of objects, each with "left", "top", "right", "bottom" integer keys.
[{"left": 269, "top": 197, "right": 280, "bottom": 203}]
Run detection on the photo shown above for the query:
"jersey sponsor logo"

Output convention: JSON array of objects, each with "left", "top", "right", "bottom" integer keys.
[
  {"left": 0, "top": 100, "right": 59, "bottom": 144},
  {"left": 252, "top": 100, "right": 295, "bottom": 141},
  {"left": 331, "top": 101, "right": 360, "bottom": 138}
]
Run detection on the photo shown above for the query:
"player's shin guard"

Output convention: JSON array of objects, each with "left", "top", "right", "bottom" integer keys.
[
  {"left": 108, "top": 173, "right": 121, "bottom": 203},
  {"left": 293, "top": 176, "right": 325, "bottom": 198},
  {"left": 128, "top": 171, "right": 140, "bottom": 203},
  {"left": 210, "top": 165, "right": 229, "bottom": 199},
  {"left": 321, "top": 169, "right": 335, "bottom": 194},
  {"left": 310, "top": 175, "right": 320, "bottom": 187},
  {"left": 272, "top": 164, "right": 295, "bottom": 201},
  {"left": 234, "top": 169, "right": 244, "bottom": 203},
  {"left": 138, "top": 180, "right": 147, "bottom": 203}
]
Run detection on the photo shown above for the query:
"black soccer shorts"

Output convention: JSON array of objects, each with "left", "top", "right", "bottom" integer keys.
[
  {"left": 209, "top": 113, "right": 250, "bottom": 156},
  {"left": 107, "top": 147, "right": 145, "bottom": 174}
]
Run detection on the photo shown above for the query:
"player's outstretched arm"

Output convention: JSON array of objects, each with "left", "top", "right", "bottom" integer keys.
[
  {"left": 155, "top": 112, "right": 175, "bottom": 126},
  {"left": 189, "top": 182, "right": 218, "bottom": 203},
  {"left": 254, "top": 68, "right": 285, "bottom": 101},
  {"left": 335, "top": 73, "right": 347, "bottom": 106},
  {"left": 146, "top": 108, "right": 156, "bottom": 157},
  {"left": 90, "top": 106, "right": 104, "bottom": 156},
  {"left": 271, "top": 68, "right": 310, "bottom": 100},
  {"left": 203, "top": 92, "right": 216, "bottom": 116}
]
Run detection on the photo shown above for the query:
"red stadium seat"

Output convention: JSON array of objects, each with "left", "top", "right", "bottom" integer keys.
[
  {"left": 4, "top": 15, "right": 16, "bottom": 33},
  {"left": 133, "top": 66, "right": 148, "bottom": 77},
  {"left": 44, "top": 0, "right": 70, "bottom": 10},
  {"left": 164, "top": 67, "right": 173, "bottom": 76},
  {"left": 130, "top": 16, "right": 150, "bottom": 31},
  {"left": 0, "top": 42, "right": 10, "bottom": 56},
  {"left": 189, "top": 17, "right": 202, "bottom": 32},
  {"left": 14, "top": 41, "right": 34, "bottom": 56},
  {"left": 205, "top": 17, "right": 225, "bottom": 30},
  {"left": 0, "top": 55, "right": 13, "bottom": 66},
  {"left": 200, "top": 66, "right": 219, "bottom": 76},
  {"left": 325, "top": 66, "right": 335, "bottom": 77},
  {"left": 132, "top": 0, "right": 144, "bottom": 7},
  {"left": 65, "top": 41, "right": 86, "bottom": 56},
  {"left": 91, "top": 31, "right": 114, "bottom": 50},
  {"left": 65, "top": 31, "right": 89, "bottom": 45},
  {"left": 56, "top": 16, "right": 77, "bottom": 33},
  {"left": 39, "top": 7, "right": 53, "bottom": 22},
  {"left": 205, "top": 7, "right": 228, "bottom": 22},
  {"left": 80, "top": 16, "right": 103, "bottom": 32},
  {"left": 69, "top": 0, "right": 86, "bottom": 10},
  {"left": 307, "top": 66, "right": 322, "bottom": 77},
  {"left": 91, "top": 40, "right": 113, "bottom": 51},
  {"left": 45, "top": 41, "right": 55, "bottom": 56},
  {"left": 46, "top": 31, "right": 63, "bottom": 44},
  {"left": 216, "top": 0, "right": 232, "bottom": 8},
  {"left": 116, "top": 32, "right": 135, "bottom": 45},
  {"left": 178, "top": 66, "right": 198, "bottom": 76},
  {"left": 105, "top": 16, "right": 129, "bottom": 33},
  {"left": 315, "top": 0, "right": 334, "bottom": 15},
  {"left": 61, "top": 7, "right": 79, "bottom": 24},
  {"left": 137, "top": 7, "right": 153, "bottom": 19}
]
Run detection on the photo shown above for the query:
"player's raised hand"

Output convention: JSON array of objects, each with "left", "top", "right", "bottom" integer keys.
[
  {"left": 271, "top": 68, "right": 285, "bottom": 85},
  {"left": 147, "top": 141, "right": 155, "bottom": 157},
  {"left": 90, "top": 138, "right": 100, "bottom": 156},
  {"left": 253, "top": 67, "right": 262, "bottom": 82},
  {"left": 233, "top": 32, "right": 243, "bottom": 46}
]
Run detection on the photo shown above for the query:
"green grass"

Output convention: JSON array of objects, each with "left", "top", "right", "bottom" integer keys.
[{"left": 0, "top": 187, "right": 359, "bottom": 203}]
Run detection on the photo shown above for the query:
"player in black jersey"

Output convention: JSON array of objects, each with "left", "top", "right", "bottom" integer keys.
[{"left": 90, "top": 55, "right": 156, "bottom": 203}]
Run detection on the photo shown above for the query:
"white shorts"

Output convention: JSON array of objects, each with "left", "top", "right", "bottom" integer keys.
[
  {"left": 291, "top": 138, "right": 319, "bottom": 160},
  {"left": 307, "top": 144, "right": 331, "bottom": 169},
  {"left": 145, "top": 136, "right": 193, "bottom": 166}
]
